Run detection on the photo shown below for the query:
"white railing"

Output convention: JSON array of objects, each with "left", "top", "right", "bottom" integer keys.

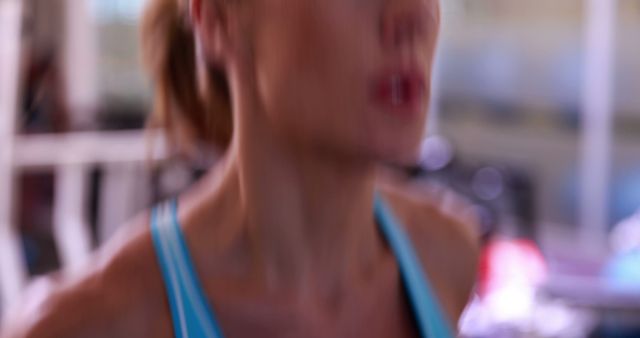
[
  {"left": 1, "top": 129, "right": 167, "bottom": 312},
  {"left": 0, "top": 0, "right": 27, "bottom": 312},
  {"left": 0, "top": 0, "right": 165, "bottom": 311},
  {"left": 0, "top": 0, "right": 168, "bottom": 313}
]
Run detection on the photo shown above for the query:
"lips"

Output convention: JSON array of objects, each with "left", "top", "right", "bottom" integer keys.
[{"left": 371, "top": 70, "right": 427, "bottom": 116}]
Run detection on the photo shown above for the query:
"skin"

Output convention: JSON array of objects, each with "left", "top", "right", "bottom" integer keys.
[{"left": 1, "top": 0, "right": 479, "bottom": 337}]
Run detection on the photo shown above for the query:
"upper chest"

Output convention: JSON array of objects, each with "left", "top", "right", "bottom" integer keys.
[
  {"left": 141, "top": 191, "right": 465, "bottom": 338},
  {"left": 193, "top": 261, "right": 422, "bottom": 338},
  {"left": 113, "top": 249, "right": 457, "bottom": 338}
]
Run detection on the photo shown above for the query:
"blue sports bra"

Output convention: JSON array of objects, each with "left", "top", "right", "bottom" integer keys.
[{"left": 150, "top": 194, "right": 454, "bottom": 338}]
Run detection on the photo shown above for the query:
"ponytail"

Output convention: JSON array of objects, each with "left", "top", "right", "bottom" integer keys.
[{"left": 141, "top": 0, "right": 233, "bottom": 153}]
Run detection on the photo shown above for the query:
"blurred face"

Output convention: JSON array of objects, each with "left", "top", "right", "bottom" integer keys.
[{"left": 233, "top": 0, "right": 440, "bottom": 165}]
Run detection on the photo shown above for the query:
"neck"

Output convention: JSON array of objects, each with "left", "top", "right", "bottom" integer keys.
[
  {"left": 228, "top": 127, "right": 382, "bottom": 293},
  {"left": 199, "top": 69, "right": 388, "bottom": 300}
]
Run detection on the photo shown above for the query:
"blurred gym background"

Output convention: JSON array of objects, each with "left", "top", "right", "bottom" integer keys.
[{"left": 1, "top": 0, "right": 639, "bottom": 337}]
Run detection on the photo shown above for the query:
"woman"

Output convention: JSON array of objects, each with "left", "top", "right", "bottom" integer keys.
[{"left": 2, "top": 0, "right": 478, "bottom": 336}]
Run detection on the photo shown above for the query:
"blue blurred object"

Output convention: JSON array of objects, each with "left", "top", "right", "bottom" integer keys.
[
  {"left": 603, "top": 249, "right": 640, "bottom": 292},
  {"left": 611, "top": 171, "right": 640, "bottom": 227}
]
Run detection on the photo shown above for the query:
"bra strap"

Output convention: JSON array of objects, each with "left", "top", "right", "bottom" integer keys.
[
  {"left": 374, "top": 193, "right": 455, "bottom": 338},
  {"left": 150, "top": 200, "right": 225, "bottom": 338}
]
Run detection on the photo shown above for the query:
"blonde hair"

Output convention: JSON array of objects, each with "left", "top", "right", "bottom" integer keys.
[{"left": 141, "top": 0, "right": 233, "bottom": 152}]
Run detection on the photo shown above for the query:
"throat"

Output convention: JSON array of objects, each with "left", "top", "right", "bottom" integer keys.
[
  {"left": 222, "top": 116, "right": 389, "bottom": 301},
  {"left": 245, "top": 195, "right": 386, "bottom": 297},
  {"left": 232, "top": 158, "right": 384, "bottom": 298}
]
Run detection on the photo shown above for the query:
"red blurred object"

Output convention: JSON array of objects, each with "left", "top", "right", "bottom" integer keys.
[{"left": 478, "top": 238, "right": 548, "bottom": 298}]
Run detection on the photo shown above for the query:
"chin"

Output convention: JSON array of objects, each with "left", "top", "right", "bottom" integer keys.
[
  {"left": 374, "top": 134, "right": 423, "bottom": 165},
  {"left": 372, "top": 143, "right": 422, "bottom": 168}
]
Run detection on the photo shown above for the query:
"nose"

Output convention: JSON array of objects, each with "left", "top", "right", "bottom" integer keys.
[{"left": 380, "top": 0, "right": 436, "bottom": 50}]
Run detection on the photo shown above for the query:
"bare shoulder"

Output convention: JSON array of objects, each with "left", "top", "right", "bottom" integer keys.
[
  {"left": 378, "top": 177, "right": 480, "bottom": 324},
  {"left": 1, "top": 212, "right": 169, "bottom": 338}
]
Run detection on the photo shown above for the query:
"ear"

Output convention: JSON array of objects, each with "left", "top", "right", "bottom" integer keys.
[{"left": 190, "top": 0, "right": 230, "bottom": 65}]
